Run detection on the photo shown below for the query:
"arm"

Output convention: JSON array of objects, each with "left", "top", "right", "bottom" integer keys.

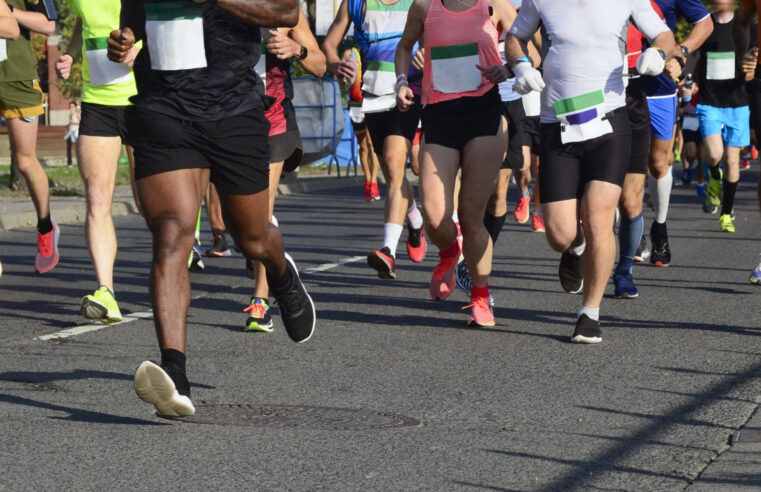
[
  {"left": 394, "top": 0, "right": 426, "bottom": 111},
  {"left": 55, "top": 18, "right": 81, "bottom": 80},
  {"left": 735, "top": 3, "right": 755, "bottom": 61},
  {"left": 197, "top": 0, "right": 298, "bottom": 28},
  {"left": 678, "top": 15, "right": 713, "bottom": 56},
  {"left": 322, "top": 0, "right": 355, "bottom": 83},
  {"left": 0, "top": 1, "right": 19, "bottom": 40},
  {"left": 12, "top": 5, "right": 54, "bottom": 36},
  {"left": 265, "top": 8, "right": 326, "bottom": 77}
]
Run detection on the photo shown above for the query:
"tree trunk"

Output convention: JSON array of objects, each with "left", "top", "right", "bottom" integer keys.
[{"left": 9, "top": 154, "right": 25, "bottom": 191}]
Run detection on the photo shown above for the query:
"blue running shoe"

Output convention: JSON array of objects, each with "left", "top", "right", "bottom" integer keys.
[
  {"left": 696, "top": 183, "right": 707, "bottom": 198},
  {"left": 614, "top": 272, "right": 639, "bottom": 299},
  {"left": 455, "top": 259, "right": 472, "bottom": 294}
]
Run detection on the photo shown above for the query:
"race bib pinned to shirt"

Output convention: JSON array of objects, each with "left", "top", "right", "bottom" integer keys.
[
  {"left": 682, "top": 114, "right": 699, "bottom": 132},
  {"left": 553, "top": 90, "right": 612, "bottom": 144},
  {"left": 362, "top": 59, "right": 396, "bottom": 100},
  {"left": 706, "top": 52, "right": 735, "bottom": 80},
  {"left": 431, "top": 42, "right": 482, "bottom": 94},
  {"left": 85, "top": 37, "right": 132, "bottom": 86},
  {"left": 144, "top": 1, "right": 207, "bottom": 71}
]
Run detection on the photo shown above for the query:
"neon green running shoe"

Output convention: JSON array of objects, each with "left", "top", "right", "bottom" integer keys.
[
  {"left": 244, "top": 297, "right": 274, "bottom": 332},
  {"left": 81, "top": 286, "right": 123, "bottom": 324},
  {"left": 706, "top": 169, "right": 723, "bottom": 207},
  {"left": 719, "top": 214, "right": 735, "bottom": 233}
]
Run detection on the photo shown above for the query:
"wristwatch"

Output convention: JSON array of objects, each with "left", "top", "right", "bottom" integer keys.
[
  {"left": 680, "top": 45, "right": 690, "bottom": 58},
  {"left": 293, "top": 45, "right": 308, "bottom": 61}
]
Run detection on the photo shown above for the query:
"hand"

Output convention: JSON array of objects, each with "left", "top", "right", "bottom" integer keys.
[
  {"left": 265, "top": 29, "right": 301, "bottom": 60},
  {"left": 332, "top": 54, "right": 358, "bottom": 85},
  {"left": 477, "top": 64, "right": 508, "bottom": 84},
  {"left": 412, "top": 48, "right": 425, "bottom": 70},
  {"left": 743, "top": 48, "right": 758, "bottom": 74},
  {"left": 678, "top": 84, "right": 693, "bottom": 100},
  {"left": 396, "top": 84, "right": 414, "bottom": 112},
  {"left": 54, "top": 53, "right": 73, "bottom": 80},
  {"left": 107, "top": 28, "right": 135, "bottom": 63},
  {"left": 512, "top": 62, "right": 544, "bottom": 95},
  {"left": 123, "top": 46, "right": 139, "bottom": 67},
  {"left": 664, "top": 58, "right": 683, "bottom": 80},
  {"left": 637, "top": 47, "right": 667, "bottom": 77}
]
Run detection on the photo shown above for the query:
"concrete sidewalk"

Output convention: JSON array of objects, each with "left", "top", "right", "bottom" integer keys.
[{"left": 0, "top": 174, "right": 366, "bottom": 231}]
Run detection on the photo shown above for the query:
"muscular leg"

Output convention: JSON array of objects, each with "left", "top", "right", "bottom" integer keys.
[
  {"left": 126, "top": 145, "right": 142, "bottom": 216},
  {"left": 542, "top": 199, "right": 582, "bottom": 253},
  {"left": 205, "top": 182, "right": 227, "bottom": 233},
  {"left": 253, "top": 160, "right": 285, "bottom": 300},
  {"left": 8, "top": 117, "right": 48, "bottom": 220},
  {"left": 78, "top": 135, "right": 122, "bottom": 291}
]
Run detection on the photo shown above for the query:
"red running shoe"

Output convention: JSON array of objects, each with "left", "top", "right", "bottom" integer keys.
[
  {"left": 406, "top": 223, "right": 427, "bottom": 263},
  {"left": 367, "top": 247, "right": 396, "bottom": 279},
  {"left": 364, "top": 182, "right": 372, "bottom": 202},
  {"left": 464, "top": 293, "right": 495, "bottom": 327},
  {"left": 370, "top": 182, "right": 381, "bottom": 201},
  {"left": 531, "top": 214, "right": 545, "bottom": 232},
  {"left": 752, "top": 145, "right": 758, "bottom": 160},
  {"left": 430, "top": 243, "right": 461, "bottom": 300},
  {"left": 514, "top": 196, "right": 530, "bottom": 223},
  {"left": 35, "top": 221, "right": 60, "bottom": 274}
]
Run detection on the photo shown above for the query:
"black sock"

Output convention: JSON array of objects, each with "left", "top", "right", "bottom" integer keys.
[
  {"left": 161, "top": 348, "right": 186, "bottom": 373},
  {"left": 709, "top": 165, "right": 722, "bottom": 180},
  {"left": 483, "top": 212, "right": 507, "bottom": 245},
  {"left": 212, "top": 230, "right": 225, "bottom": 238},
  {"left": 267, "top": 260, "right": 294, "bottom": 296},
  {"left": 651, "top": 221, "right": 667, "bottom": 240},
  {"left": 37, "top": 215, "right": 53, "bottom": 234},
  {"left": 722, "top": 180, "right": 738, "bottom": 216}
]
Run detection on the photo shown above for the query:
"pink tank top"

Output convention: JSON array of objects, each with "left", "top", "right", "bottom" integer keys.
[{"left": 422, "top": 0, "right": 502, "bottom": 105}]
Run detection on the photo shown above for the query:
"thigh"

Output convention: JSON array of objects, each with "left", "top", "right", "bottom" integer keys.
[
  {"left": 79, "top": 103, "right": 124, "bottom": 139},
  {"left": 581, "top": 109, "right": 631, "bottom": 189},
  {"left": 419, "top": 142, "right": 460, "bottom": 218},
  {"left": 218, "top": 188, "right": 271, "bottom": 243},
  {"left": 503, "top": 100, "right": 525, "bottom": 171},
  {"left": 6, "top": 116, "right": 38, "bottom": 157},
  {"left": 138, "top": 168, "right": 209, "bottom": 233},
  {"left": 364, "top": 110, "right": 391, "bottom": 156},
  {"left": 538, "top": 123, "right": 582, "bottom": 203},
  {"left": 77, "top": 135, "right": 123, "bottom": 186}
]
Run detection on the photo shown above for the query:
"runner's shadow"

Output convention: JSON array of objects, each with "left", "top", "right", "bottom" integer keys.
[{"left": 0, "top": 369, "right": 214, "bottom": 390}]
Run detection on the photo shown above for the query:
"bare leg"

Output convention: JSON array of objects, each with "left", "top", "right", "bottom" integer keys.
[
  {"left": 8, "top": 117, "right": 48, "bottom": 220},
  {"left": 253, "top": 160, "right": 284, "bottom": 300}
]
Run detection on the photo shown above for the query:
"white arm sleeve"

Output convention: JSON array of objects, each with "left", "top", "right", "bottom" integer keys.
[
  {"left": 631, "top": 0, "right": 670, "bottom": 42},
  {"left": 508, "top": 0, "right": 541, "bottom": 41}
]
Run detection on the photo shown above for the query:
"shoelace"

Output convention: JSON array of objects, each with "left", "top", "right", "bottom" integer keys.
[
  {"left": 461, "top": 294, "right": 490, "bottom": 312},
  {"left": 277, "top": 289, "right": 304, "bottom": 316},
  {"left": 37, "top": 230, "right": 53, "bottom": 256},
  {"left": 243, "top": 302, "right": 268, "bottom": 318}
]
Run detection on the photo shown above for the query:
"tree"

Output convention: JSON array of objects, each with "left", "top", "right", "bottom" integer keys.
[{"left": 53, "top": 0, "right": 82, "bottom": 101}]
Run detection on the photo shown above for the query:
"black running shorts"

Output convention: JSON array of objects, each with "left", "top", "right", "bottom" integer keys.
[
  {"left": 626, "top": 79, "right": 650, "bottom": 175},
  {"left": 128, "top": 106, "right": 270, "bottom": 195},
  {"left": 364, "top": 96, "right": 422, "bottom": 155},
  {"left": 79, "top": 102, "right": 129, "bottom": 143},
  {"left": 539, "top": 107, "right": 631, "bottom": 203},
  {"left": 422, "top": 86, "right": 503, "bottom": 151},
  {"left": 502, "top": 99, "right": 526, "bottom": 171},
  {"left": 270, "top": 128, "right": 303, "bottom": 172},
  {"left": 521, "top": 115, "right": 540, "bottom": 155}
]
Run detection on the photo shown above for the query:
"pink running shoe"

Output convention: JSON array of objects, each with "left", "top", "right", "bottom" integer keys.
[
  {"left": 531, "top": 214, "right": 545, "bottom": 232},
  {"left": 464, "top": 293, "right": 495, "bottom": 327},
  {"left": 514, "top": 196, "right": 530, "bottom": 223},
  {"left": 430, "top": 244, "right": 461, "bottom": 300},
  {"left": 35, "top": 221, "right": 59, "bottom": 274}
]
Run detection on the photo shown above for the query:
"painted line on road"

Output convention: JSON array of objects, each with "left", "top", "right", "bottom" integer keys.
[
  {"left": 35, "top": 310, "right": 154, "bottom": 341},
  {"left": 35, "top": 255, "right": 364, "bottom": 341}
]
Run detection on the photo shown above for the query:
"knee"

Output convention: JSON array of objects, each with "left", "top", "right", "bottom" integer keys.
[
  {"left": 544, "top": 219, "right": 577, "bottom": 252},
  {"left": 620, "top": 193, "right": 643, "bottom": 219},
  {"left": 582, "top": 211, "right": 615, "bottom": 241},
  {"left": 14, "top": 153, "right": 39, "bottom": 174},
  {"left": 235, "top": 224, "right": 274, "bottom": 260},
  {"left": 150, "top": 218, "right": 194, "bottom": 260},
  {"left": 86, "top": 183, "right": 114, "bottom": 216}
]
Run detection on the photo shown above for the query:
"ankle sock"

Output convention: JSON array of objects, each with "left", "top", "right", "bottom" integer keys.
[
  {"left": 710, "top": 165, "right": 722, "bottom": 180},
  {"left": 472, "top": 283, "right": 489, "bottom": 299},
  {"left": 37, "top": 215, "right": 53, "bottom": 234},
  {"left": 382, "top": 223, "right": 403, "bottom": 257},
  {"left": 571, "top": 241, "right": 586, "bottom": 256},
  {"left": 577, "top": 305, "right": 600, "bottom": 321},
  {"left": 406, "top": 199, "right": 423, "bottom": 229},
  {"left": 267, "top": 261, "right": 294, "bottom": 295},
  {"left": 440, "top": 239, "right": 460, "bottom": 259},
  {"left": 483, "top": 211, "right": 506, "bottom": 245},
  {"left": 161, "top": 348, "right": 186, "bottom": 373}
]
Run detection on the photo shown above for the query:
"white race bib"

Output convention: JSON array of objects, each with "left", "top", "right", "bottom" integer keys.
[
  {"left": 85, "top": 37, "right": 132, "bottom": 86},
  {"left": 706, "top": 52, "right": 735, "bottom": 81},
  {"left": 145, "top": 2, "right": 207, "bottom": 71},
  {"left": 362, "top": 60, "right": 396, "bottom": 98},
  {"left": 349, "top": 103, "right": 365, "bottom": 123},
  {"left": 0, "top": 40, "right": 6, "bottom": 63},
  {"left": 553, "top": 90, "right": 612, "bottom": 144},
  {"left": 431, "top": 42, "right": 481, "bottom": 94},
  {"left": 682, "top": 114, "right": 699, "bottom": 132}
]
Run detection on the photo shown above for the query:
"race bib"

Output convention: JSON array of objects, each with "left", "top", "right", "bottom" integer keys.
[
  {"left": 145, "top": 2, "right": 207, "bottom": 71},
  {"left": 553, "top": 90, "right": 612, "bottom": 144},
  {"left": 431, "top": 42, "right": 481, "bottom": 94},
  {"left": 349, "top": 103, "right": 365, "bottom": 124},
  {"left": 706, "top": 52, "right": 735, "bottom": 81},
  {"left": 362, "top": 60, "right": 396, "bottom": 98},
  {"left": 85, "top": 38, "right": 132, "bottom": 86},
  {"left": 682, "top": 114, "right": 699, "bottom": 132},
  {"left": 0, "top": 40, "right": 6, "bottom": 63}
]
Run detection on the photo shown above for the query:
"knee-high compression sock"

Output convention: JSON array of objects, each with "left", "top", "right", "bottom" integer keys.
[
  {"left": 722, "top": 180, "right": 738, "bottom": 216},
  {"left": 649, "top": 167, "right": 673, "bottom": 224},
  {"left": 382, "top": 223, "right": 404, "bottom": 257},
  {"left": 406, "top": 199, "right": 423, "bottom": 229},
  {"left": 616, "top": 212, "right": 644, "bottom": 275},
  {"left": 483, "top": 211, "right": 507, "bottom": 245}
]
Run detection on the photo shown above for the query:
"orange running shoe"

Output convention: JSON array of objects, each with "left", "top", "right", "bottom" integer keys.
[
  {"left": 531, "top": 214, "right": 545, "bottom": 232},
  {"left": 406, "top": 224, "right": 427, "bottom": 263},
  {"left": 35, "top": 221, "right": 59, "bottom": 274},
  {"left": 464, "top": 292, "right": 495, "bottom": 327},
  {"left": 514, "top": 196, "right": 530, "bottom": 223},
  {"left": 430, "top": 243, "right": 460, "bottom": 300}
]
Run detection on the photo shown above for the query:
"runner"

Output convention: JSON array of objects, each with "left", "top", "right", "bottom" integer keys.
[
  {"left": 506, "top": 0, "right": 674, "bottom": 342},
  {"left": 108, "top": 0, "right": 315, "bottom": 418},
  {"left": 396, "top": 0, "right": 513, "bottom": 326},
  {"left": 642, "top": 0, "right": 713, "bottom": 267},
  {"left": 63, "top": 101, "right": 80, "bottom": 167},
  {"left": 1, "top": 0, "right": 56, "bottom": 273},
  {"left": 690, "top": 1, "right": 753, "bottom": 233},
  {"left": 323, "top": 0, "right": 427, "bottom": 281},
  {"left": 245, "top": 8, "right": 326, "bottom": 333},
  {"left": 55, "top": 1, "right": 141, "bottom": 324}
]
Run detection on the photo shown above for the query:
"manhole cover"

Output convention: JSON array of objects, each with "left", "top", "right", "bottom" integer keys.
[{"left": 182, "top": 404, "right": 421, "bottom": 430}]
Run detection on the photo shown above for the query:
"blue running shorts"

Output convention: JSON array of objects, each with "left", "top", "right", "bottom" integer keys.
[{"left": 696, "top": 104, "right": 751, "bottom": 148}]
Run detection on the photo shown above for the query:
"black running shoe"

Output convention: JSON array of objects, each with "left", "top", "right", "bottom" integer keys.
[
  {"left": 205, "top": 233, "right": 231, "bottom": 257},
  {"left": 270, "top": 253, "right": 315, "bottom": 343},
  {"left": 650, "top": 223, "right": 671, "bottom": 267},
  {"left": 571, "top": 314, "right": 602, "bottom": 344},
  {"left": 559, "top": 250, "right": 583, "bottom": 293}
]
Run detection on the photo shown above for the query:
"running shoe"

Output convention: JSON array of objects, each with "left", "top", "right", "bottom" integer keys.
[
  {"left": 750, "top": 263, "right": 761, "bottom": 285},
  {"left": 719, "top": 213, "right": 735, "bottom": 233},
  {"left": 752, "top": 145, "right": 759, "bottom": 160},
  {"left": 430, "top": 244, "right": 461, "bottom": 300},
  {"left": 702, "top": 197, "right": 718, "bottom": 214},
  {"left": 706, "top": 168, "right": 723, "bottom": 208},
  {"left": 244, "top": 297, "right": 274, "bottom": 332},
  {"left": 559, "top": 250, "right": 583, "bottom": 294},
  {"left": 134, "top": 361, "right": 195, "bottom": 418},
  {"left": 80, "top": 286, "right": 123, "bottom": 324},
  {"left": 696, "top": 183, "right": 707, "bottom": 197},
  {"left": 205, "top": 233, "right": 231, "bottom": 257},
  {"left": 514, "top": 196, "right": 530, "bottom": 224},
  {"left": 634, "top": 234, "right": 650, "bottom": 263},
  {"left": 740, "top": 158, "right": 751, "bottom": 171},
  {"left": 455, "top": 259, "right": 472, "bottom": 294},
  {"left": 364, "top": 182, "right": 372, "bottom": 202},
  {"left": 571, "top": 314, "right": 602, "bottom": 344},
  {"left": 613, "top": 272, "right": 639, "bottom": 299},
  {"left": 464, "top": 293, "right": 495, "bottom": 327},
  {"left": 272, "top": 253, "right": 315, "bottom": 343},
  {"left": 367, "top": 246, "right": 396, "bottom": 279},
  {"left": 531, "top": 213, "right": 545, "bottom": 232},
  {"left": 650, "top": 236, "right": 671, "bottom": 267},
  {"left": 35, "top": 220, "right": 59, "bottom": 274},
  {"left": 406, "top": 224, "right": 427, "bottom": 263},
  {"left": 682, "top": 166, "right": 694, "bottom": 186},
  {"left": 189, "top": 240, "right": 205, "bottom": 271},
  {"left": 370, "top": 182, "right": 381, "bottom": 201}
]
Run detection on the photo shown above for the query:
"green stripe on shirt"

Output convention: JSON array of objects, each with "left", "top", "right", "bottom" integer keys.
[
  {"left": 366, "top": 60, "right": 395, "bottom": 72},
  {"left": 366, "top": 0, "right": 414, "bottom": 12},
  {"left": 84, "top": 37, "right": 109, "bottom": 51},
  {"left": 144, "top": 1, "right": 203, "bottom": 21},
  {"left": 552, "top": 90, "right": 605, "bottom": 115},
  {"left": 706, "top": 51, "right": 734, "bottom": 60},
  {"left": 430, "top": 43, "right": 479, "bottom": 60}
]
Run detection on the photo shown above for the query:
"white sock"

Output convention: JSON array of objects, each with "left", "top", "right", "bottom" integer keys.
[
  {"left": 451, "top": 210, "right": 459, "bottom": 224},
  {"left": 577, "top": 305, "right": 600, "bottom": 321},
  {"left": 521, "top": 189, "right": 530, "bottom": 198},
  {"left": 271, "top": 215, "right": 279, "bottom": 227},
  {"left": 571, "top": 241, "right": 586, "bottom": 256},
  {"left": 406, "top": 200, "right": 423, "bottom": 229},
  {"left": 649, "top": 167, "right": 673, "bottom": 224},
  {"left": 382, "top": 223, "right": 404, "bottom": 257}
]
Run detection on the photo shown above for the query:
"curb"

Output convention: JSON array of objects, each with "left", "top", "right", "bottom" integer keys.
[{"left": 0, "top": 175, "right": 366, "bottom": 232}]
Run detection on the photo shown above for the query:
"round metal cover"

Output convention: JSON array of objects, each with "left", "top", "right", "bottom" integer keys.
[{"left": 182, "top": 404, "right": 421, "bottom": 430}]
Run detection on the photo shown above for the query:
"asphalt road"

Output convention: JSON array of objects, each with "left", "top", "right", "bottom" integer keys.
[{"left": 0, "top": 169, "right": 759, "bottom": 491}]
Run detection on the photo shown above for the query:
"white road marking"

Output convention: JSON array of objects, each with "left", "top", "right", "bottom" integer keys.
[{"left": 35, "top": 255, "right": 364, "bottom": 341}]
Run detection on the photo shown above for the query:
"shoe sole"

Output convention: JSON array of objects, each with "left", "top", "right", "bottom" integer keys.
[
  {"left": 571, "top": 334, "right": 602, "bottom": 344},
  {"left": 515, "top": 214, "right": 529, "bottom": 224},
  {"left": 284, "top": 252, "right": 316, "bottom": 343},
  {"left": 615, "top": 292, "right": 639, "bottom": 299},
  {"left": 245, "top": 321, "right": 274, "bottom": 333},
  {"left": 750, "top": 277, "right": 761, "bottom": 285},
  {"left": 134, "top": 361, "right": 195, "bottom": 418},
  {"left": 561, "top": 279, "right": 583, "bottom": 294},
  {"left": 367, "top": 252, "right": 396, "bottom": 280},
  {"left": 81, "top": 297, "right": 124, "bottom": 323},
  {"left": 206, "top": 250, "right": 231, "bottom": 257},
  {"left": 430, "top": 274, "right": 455, "bottom": 300},
  {"left": 651, "top": 261, "right": 670, "bottom": 267},
  {"left": 468, "top": 318, "right": 495, "bottom": 327}
]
